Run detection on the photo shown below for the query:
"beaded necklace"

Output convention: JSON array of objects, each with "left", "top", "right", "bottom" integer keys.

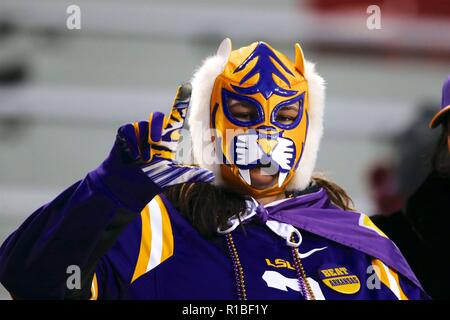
[{"left": 224, "top": 232, "right": 316, "bottom": 300}]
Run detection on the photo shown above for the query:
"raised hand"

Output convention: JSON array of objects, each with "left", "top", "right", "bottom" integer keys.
[{"left": 114, "top": 83, "right": 214, "bottom": 189}]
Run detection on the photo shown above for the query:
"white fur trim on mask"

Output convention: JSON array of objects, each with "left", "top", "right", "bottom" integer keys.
[
  {"left": 286, "top": 61, "right": 325, "bottom": 191},
  {"left": 187, "top": 53, "right": 228, "bottom": 186}
]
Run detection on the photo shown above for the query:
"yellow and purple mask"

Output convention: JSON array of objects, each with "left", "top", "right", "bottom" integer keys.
[{"left": 188, "top": 39, "right": 325, "bottom": 197}]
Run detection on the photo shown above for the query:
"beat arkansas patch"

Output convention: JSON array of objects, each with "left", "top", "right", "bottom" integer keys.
[{"left": 318, "top": 264, "right": 360, "bottom": 294}]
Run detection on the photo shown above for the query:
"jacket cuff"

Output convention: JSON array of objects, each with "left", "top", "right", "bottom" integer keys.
[{"left": 90, "top": 161, "right": 162, "bottom": 213}]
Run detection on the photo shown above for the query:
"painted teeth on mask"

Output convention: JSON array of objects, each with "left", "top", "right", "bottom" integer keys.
[
  {"left": 278, "top": 172, "right": 288, "bottom": 187},
  {"left": 239, "top": 169, "right": 252, "bottom": 185}
]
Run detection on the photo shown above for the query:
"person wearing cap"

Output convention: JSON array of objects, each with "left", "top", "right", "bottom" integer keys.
[
  {"left": 430, "top": 75, "right": 450, "bottom": 167},
  {"left": 374, "top": 75, "right": 450, "bottom": 299}
]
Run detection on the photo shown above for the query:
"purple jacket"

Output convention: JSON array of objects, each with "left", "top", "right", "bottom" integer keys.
[{"left": 0, "top": 160, "right": 428, "bottom": 300}]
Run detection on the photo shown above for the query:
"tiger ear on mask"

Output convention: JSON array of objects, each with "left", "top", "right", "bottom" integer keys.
[{"left": 186, "top": 38, "right": 325, "bottom": 196}]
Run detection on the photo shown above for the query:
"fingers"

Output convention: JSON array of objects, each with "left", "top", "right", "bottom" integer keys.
[
  {"left": 119, "top": 115, "right": 164, "bottom": 164},
  {"left": 163, "top": 83, "right": 191, "bottom": 134},
  {"left": 125, "top": 84, "right": 191, "bottom": 164},
  {"left": 148, "top": 112, "right": 166, "bottom": 144},
  {"left": 148, "top": 112, "right": 174, "bottom": 161},
  {"left": 134, "top": 121, "right": 150, "bottom": 162},
  {"left": 117, "top": 123, "right": 140, "bottom": 161}
]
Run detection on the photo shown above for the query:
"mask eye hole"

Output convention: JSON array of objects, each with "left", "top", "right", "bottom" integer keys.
[
  {"left": 274, "top": 102, "right": 299, "bottom": 125},
  {"left": 227, "top": 98, "right": 260, "bottom": 124},
  {"left": 271, "top": 93, "right": 304, "bottom": 129}
]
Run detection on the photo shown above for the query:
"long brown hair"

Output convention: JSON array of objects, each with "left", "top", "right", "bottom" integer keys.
[{"left": 163, "top": 175, "right": 354, "bottom": 238}]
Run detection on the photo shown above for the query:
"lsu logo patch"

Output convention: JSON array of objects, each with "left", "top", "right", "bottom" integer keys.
[{"left": 319, "top": 265, "right": 360, "bottom": 294}]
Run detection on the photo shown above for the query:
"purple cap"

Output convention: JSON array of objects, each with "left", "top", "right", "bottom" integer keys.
[{"left": 430, "top": 74, "right": 450, "bottom": 128}]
